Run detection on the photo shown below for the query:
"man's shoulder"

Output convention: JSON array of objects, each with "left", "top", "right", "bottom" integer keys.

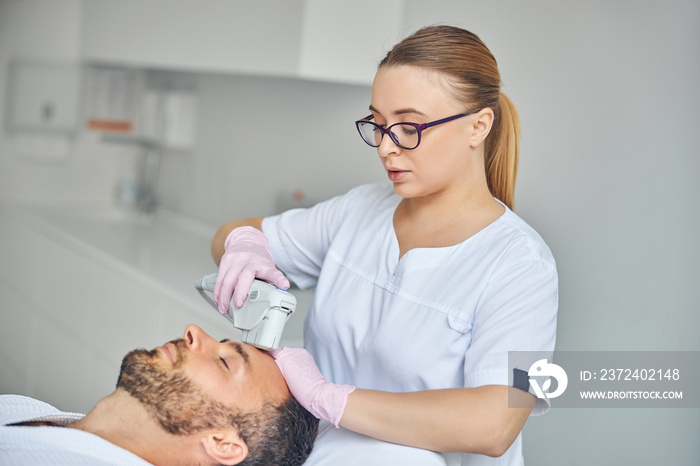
[
  {"left": 0, "top": 423, "right": 152, "bottom": 466},
  {"left": 0, "top": 396, "right": 150, "bottom": 465}
]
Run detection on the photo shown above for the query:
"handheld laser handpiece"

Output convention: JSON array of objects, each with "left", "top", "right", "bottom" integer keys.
[{"left": 195, "top": 273, "right": 296, "bottom": 350}]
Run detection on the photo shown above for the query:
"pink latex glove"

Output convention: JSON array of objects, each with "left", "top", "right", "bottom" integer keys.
[
  {"left": 270, "top": 347, "right": 356, "bottom": 428},
  {"left": 213, "top": 226, "right": 290, "bottom": 313}
]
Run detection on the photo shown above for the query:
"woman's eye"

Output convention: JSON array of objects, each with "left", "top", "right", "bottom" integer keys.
[
  {"left": 401, "top": 127, "right": 417, "bottom": 136},
  {"left": 220, "top": 357, "right": 229, "bottom": 370}
]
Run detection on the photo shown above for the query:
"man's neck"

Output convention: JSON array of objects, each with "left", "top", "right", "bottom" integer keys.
[{"left": 67, "top": 389, "right": 198, "bottom": 465}]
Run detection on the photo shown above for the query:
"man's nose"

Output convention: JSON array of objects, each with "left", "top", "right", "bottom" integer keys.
[{"left": 183, "top": 324, "right": 209, "bottom": 351}]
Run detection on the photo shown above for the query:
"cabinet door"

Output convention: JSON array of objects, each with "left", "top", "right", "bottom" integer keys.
[
  {"left": 82, "top": 0, "right": 304, "bottom": 76},
  {"left": 298, "top": 0, "right": 405, "bottom": 85}
]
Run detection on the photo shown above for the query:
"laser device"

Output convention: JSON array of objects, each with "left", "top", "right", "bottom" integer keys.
[{"left": 195, "top": 273, "right": 296, "bottom": 350}]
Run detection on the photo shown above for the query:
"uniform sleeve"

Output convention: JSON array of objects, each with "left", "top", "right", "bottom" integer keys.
[
  {"left": 463, "top": 257, "right": 559, "bottom": 415},
  {"left": 262, "top": 185, "right": 376, "bottom": 290}
]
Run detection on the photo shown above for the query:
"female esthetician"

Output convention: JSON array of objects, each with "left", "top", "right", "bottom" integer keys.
[{"left": 210, "top": 25, "right": 558, "bottom": 466}]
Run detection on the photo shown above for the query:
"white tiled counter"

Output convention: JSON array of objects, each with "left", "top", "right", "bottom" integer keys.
[{"left": 0, "top": 204, "right": 310, "bottom": 413}]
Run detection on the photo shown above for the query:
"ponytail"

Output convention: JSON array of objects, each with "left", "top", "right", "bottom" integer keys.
[{"left": 485, "top": 92, "right": 520, "bottom": 210}]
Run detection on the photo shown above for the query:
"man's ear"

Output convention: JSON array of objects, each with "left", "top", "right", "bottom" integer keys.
[
  {"left": 469, "top": 107, "right": 495, "bottom": 148},
  {"left": 200, "top": 430, "right": 248, "bottom": 466}
]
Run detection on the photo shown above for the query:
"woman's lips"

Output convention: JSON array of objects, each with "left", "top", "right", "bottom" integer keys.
[{"left": 387, "top": 168, "right": 409, "bottom": 182}]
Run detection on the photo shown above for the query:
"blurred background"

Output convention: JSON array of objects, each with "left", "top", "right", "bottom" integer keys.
[{"left": 0, "top": 1, "right": 698, "bottom": 464}]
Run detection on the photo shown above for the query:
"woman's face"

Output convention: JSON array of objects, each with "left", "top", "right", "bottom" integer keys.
[{"left": 369, "top": 65, "right": 478, "bottom": 200}]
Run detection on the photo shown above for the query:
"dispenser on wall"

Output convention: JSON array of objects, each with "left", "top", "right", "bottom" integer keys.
[{"left": 4, "top": 60, "right": 81, "bottom": 135}]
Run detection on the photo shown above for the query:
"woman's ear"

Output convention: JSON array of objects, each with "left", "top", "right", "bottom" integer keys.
[
  {"left": 469, "top": 107, "right": 495, "bottom": 148},
  {"left": 201, "top": 430, "right": 248, "bottom": 466}
]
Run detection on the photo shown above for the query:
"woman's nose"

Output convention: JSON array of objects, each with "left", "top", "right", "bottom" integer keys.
[{"left": 377, "top": 131, "right": 402, "bottom": 158}]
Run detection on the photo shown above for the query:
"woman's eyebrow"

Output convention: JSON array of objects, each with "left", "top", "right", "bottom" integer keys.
[
  {"left": 368, "top": 105, "right": 426, "bottom": 117},
  {"left": 219, "top": 339, "right": 250, "bottom": 367}
]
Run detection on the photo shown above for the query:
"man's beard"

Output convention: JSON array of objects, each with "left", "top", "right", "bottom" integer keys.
[{"left": 116, "top": 339, "right": 241, "bottom": 435}]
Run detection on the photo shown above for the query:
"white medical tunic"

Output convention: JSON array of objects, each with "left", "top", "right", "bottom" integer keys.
[
  {"left": 0, "top": 395, "right": 153, "bottom": 465},
  {"left": 263, "top": 182, "right": 558, "bottom": 466}
]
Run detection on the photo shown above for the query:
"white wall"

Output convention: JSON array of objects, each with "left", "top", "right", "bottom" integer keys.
[{"left": 0, "top": 1, "right": 698, "bottom": 464}]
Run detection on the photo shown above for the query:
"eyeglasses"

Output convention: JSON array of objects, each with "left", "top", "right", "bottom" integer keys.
[{"left": 355, "top": 112, "right": 472, "bottom": 150}]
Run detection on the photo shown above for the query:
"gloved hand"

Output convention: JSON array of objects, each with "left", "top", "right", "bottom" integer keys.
[
  {"left": 213, "top": 226, "right": 290, "bottom": 313},
  {"left": 270, "top": 347, "right": 356, "bottom": 428}
]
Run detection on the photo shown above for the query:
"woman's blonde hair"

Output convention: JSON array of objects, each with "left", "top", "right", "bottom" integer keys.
[{"left": 379, "top": 25, "right": 520, "bottom": 209}]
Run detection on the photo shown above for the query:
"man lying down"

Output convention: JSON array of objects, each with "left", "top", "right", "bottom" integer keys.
[{"left": 0, "top": 324, "right": 318, "bottom": 466}]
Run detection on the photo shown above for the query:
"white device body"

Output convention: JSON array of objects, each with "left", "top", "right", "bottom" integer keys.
[{"left": 195, "top": 273, "right": 297, "bottom": 350}]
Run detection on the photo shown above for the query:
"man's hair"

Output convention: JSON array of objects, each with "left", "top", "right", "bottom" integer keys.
[{"left": 236, "top": 396, "right": 318, "bottom": 466}]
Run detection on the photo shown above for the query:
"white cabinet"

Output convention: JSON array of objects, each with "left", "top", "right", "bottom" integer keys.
[
  {"left": 298, "top": 0, "right": 404, "bottom": 85},
  {"left": 81, "top": 0, "right": 405, "bottom": 85},
  {"left": 82, "top": 0, "right": 303, "bottom": 77}
]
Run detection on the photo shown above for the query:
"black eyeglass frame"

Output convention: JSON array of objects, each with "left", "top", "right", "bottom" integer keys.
[{"left": 354, "top": 112, "right": 473, "bottom": 150}]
